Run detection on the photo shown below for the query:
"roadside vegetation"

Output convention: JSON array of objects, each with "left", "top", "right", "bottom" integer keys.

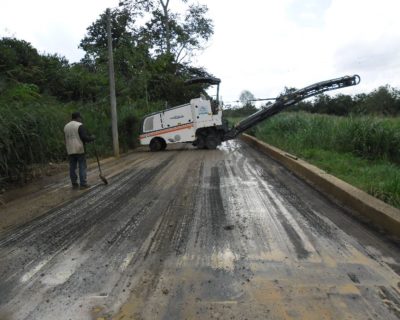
[
  {"left": 225, "top": 88, "right": 400, "bottom": 209},
  {"left": 0, "top": 0, "right": 214, "bottom": 188},
  {"left": 254, "top": 113, "right": 400, "bottom": 208}
]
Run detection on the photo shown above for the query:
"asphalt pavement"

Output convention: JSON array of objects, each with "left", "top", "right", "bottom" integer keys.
[{"left": 0, "top": 140, "right": 399, "bottom": 320}]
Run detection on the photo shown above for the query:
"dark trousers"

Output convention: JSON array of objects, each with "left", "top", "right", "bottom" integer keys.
[{"left": 69, "top": 154, "right": 87, "bottom": 186}]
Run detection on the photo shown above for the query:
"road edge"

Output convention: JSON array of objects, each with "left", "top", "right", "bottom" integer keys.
[{"left": 241, "top": 133, "right": 400, "bottom": 238}]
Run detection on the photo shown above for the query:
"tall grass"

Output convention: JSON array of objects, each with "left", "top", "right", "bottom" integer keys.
[
  {"left": 0, "top": 100, "right": 66, "bottom": 185},
  {"left": 253, "top": 112, "right": 400, "bottom": 208},
  {"left": 0, "top": 97, "right": 155, "bottom": 188},
  {"left": 255, "top": 112, "right": 400, "bottom": 164}
]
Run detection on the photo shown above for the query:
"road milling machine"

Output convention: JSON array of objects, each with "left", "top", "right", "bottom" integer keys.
[{"left": 139, "top": 75, "right": 361, "bottom": 151}]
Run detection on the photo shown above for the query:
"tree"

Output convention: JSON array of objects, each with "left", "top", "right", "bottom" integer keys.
[
  {"left": 221, "top": 90, "right": 259, "bottom": 118},
  {"left": 239, "top": 90, "right": 255, "bottom": 106},
  {"left": 354, "top": 86, "right": 400, "bottom": 116},
  {"left": 78, "top": 3, "right": 214, "bottom": 105},
  {"left": 79, "top": 8, "right": 137, "bottom": 64},
  {"left": 79, "top": 8, "right": 154, "bottom": 101},
  {"left": 0, "top": 37, "right": 42, "bottom": 85},
  {"left": 120, "top": 0, "right": 213, "bottom": 62},
  {"left": 39, "top": 54, "right": 70, "bottom": 98}
]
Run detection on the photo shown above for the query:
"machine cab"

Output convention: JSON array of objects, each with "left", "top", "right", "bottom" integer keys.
[{"left": 184, "top": 77, "right": 221, "bottom": 115}]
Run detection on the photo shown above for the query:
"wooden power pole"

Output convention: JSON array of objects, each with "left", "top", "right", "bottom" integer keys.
[{"left": 106, "top": 8, "right": 119, "bottom": 157}]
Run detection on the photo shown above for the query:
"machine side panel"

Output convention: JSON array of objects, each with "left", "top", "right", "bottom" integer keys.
[
  {"left": 161, "top": 104, "right": 193, "bottom": 128},
  {"left": 191, "top": 98, "right": 223, "bottom": 131},
  {"left": 139, "top": 124, "right": 195, "bottom": 145}
]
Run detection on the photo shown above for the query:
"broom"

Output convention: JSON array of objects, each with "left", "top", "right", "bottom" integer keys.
[{"left": 93, "top": 144, "right": 108, "bottom": 185}]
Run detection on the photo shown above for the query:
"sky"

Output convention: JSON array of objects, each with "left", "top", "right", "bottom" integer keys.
[{"left": 1, "top": 0, "right": 400, "bottom": 104}]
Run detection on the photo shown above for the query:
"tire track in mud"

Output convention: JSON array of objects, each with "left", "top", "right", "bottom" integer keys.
[
  {"left": 0, "top": 157, "right": 172, "bottom": 256},
  {"left": 378, "top": 286, "right": 400, "bottom": 319},
  {"left": 209, "top": 166, "right": 228, "bottom": 239},
  {"left": 238, "top": 140, "right": 400, "bottom": 263},
  {"left": 114, "top": 151, "right": 257, "bottom": 320},
  {"left": 0, "top": 156, "right": 170, "bottom": 249},
  {"left": 1, "top": 141, "right": 400, "bottom": 320},
  {"left": 0, "top": 155, "right": 176, "bottom": 318},
  {"left": 0, "top": 151, "right": 155, "bottom": 237},
  {"left": 109, "top": 153, "right": 205, "bottom": 319},
  {"left": 257, "top": 167, "right": 338, "bottom": 241},
  {"left": 235, "top": 157, "right": 313, "bottom": 260},
  {"left": 110, "top": 141, "right": 400, "bottom": 320},
  {"left": 239, "top": 145, "right": 339, "bottom": 242},
  {"left": 238, "top": 140, "right": 400, "bottom": 316},
  {"left": 162, "top": 152, "right": 258, "bottom": 318},
  {"left": 216, "top": 145, "right": 293, "bottom": 259},
  {"left": 0, "top": 149, "right": 201, "bottom": 320},
  {"left": 199, "top": 141, "right": 400, "bottom": 320}
]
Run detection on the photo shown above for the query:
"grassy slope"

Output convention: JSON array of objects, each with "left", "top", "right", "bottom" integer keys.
[
  {"left": 228, "top": 113, "right": 400, "bottom": 209},
  {"left": 0, "top": 95, "right": 159, "bottom": 187}
]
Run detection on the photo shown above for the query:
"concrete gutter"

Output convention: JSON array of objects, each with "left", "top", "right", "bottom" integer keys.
[{"left": 241, "top": 133, "right": 400, "bottom": 239}]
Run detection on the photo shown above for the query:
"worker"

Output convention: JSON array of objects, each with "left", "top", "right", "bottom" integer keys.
[{"left": 64, "top": 112, "right": 95, "bottom": 189}]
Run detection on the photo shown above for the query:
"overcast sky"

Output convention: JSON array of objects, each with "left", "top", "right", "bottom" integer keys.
[{"left": 1, "top": 0, "right": 399, "bottom": 103}]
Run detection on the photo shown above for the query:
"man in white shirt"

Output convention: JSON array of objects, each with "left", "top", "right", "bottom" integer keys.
[{"left": 64, "top": 112, "right": 95, "bottom": 189}]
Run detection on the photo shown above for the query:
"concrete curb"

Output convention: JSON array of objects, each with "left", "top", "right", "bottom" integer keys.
[{"left": 241, "top": 134, "right": 400, "bottom": 238}]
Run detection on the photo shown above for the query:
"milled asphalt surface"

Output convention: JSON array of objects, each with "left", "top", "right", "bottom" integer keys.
[{"left": 0, "top": 140, "right": 399, "bottom": 320}]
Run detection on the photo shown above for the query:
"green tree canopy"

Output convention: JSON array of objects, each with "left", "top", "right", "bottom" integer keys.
[
  {"left": 239, "top": 90, "right": 255, "bottom": 106},
  {"left": 120, "top": 0, "right": 213, "bottom": 62},
  {"left": 78, "top": 3, "right": 214, "bottom": 105}
]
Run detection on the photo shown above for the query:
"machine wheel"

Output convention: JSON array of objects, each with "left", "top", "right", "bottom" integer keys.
[
  {"left": 205, "top": 136, "right": 220, "bottom": 150},
  {"left": 195, "top": 136, "right": 206, "bottom": 149},
  {"left": 149, "top": 138, "right": 163, "bottom": 152},
  {"left": 160, "top": 139, "right": 167, "bottom": 151}
]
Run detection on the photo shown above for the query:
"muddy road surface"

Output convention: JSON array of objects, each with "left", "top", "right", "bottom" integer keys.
[{"left": 0, "top": 140, "right": 400, "bottom": 320}]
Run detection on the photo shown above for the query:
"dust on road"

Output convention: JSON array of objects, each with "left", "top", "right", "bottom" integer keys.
[{"left": 0, "top": 140, "right": 399, "bottom": 320}]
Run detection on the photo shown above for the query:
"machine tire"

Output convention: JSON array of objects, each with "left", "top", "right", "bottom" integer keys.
[
  {"left": 205, "top": 136, "right": 219, "bottom": 150},
  {"left": 195, "top": 136, "right": 206, "bottom": 149},
  {"left": 160, "top": 139, "right": 167, "bottom": 151},
  {"left": 149, "top": 138, "right": 163, "bottom": 152}
]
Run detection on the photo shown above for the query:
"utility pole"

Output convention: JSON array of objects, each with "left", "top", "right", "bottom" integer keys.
[{"left": 107, "top": 8, "right": 119, "bottom": 157}]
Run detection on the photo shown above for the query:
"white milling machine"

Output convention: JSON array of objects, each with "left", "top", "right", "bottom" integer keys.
[{"left": 139, "top": 75, "right": 360, "bottom": 151}]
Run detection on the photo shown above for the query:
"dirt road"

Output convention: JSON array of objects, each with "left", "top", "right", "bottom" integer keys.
[{"left": 0, "top": 140, "right": 399, "bottom": 320}]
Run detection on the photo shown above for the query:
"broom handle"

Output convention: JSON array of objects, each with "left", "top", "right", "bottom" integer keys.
[{"left": 93, "top": 144, "right": 103, "bottom": 175}]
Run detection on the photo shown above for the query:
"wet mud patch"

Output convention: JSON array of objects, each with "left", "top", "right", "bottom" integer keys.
[
  {"left": 104, "top": 156, "right": 204, "bottom": 319},
  {"left": 225, "top": 158, "right": 249, "bottom": 182},
  {"left": 0, "top": 157, "right": 173, "bottom": 248},
  {"left": 3, "top": 141, "right": 400, "bottom": 320},
  {"left": 279, "top": 218, "right": 310, "bottom": 259},
  {"left": 378, "top": 286, "right": 400, "bottom": 318},
  {"left": 348, "top": 273, "right": 360, "bottom": 284},
  {"left": 0, "top": 157, "right": 175, "bottom": 309},
  {"left": 388, "top": 263, "right": 400, "bottom": 277},
  {"left": 258, "top": 181, "right": 310, "bottom": 259},
  {"left": 208, "top": 166, "right": 228, "bottom": 239},
  {"left": 252, "top": 159, "right": 338, "bottom": 241},
  {"left": 179, "top": 267, "right": 246, "bottom": 303}
]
